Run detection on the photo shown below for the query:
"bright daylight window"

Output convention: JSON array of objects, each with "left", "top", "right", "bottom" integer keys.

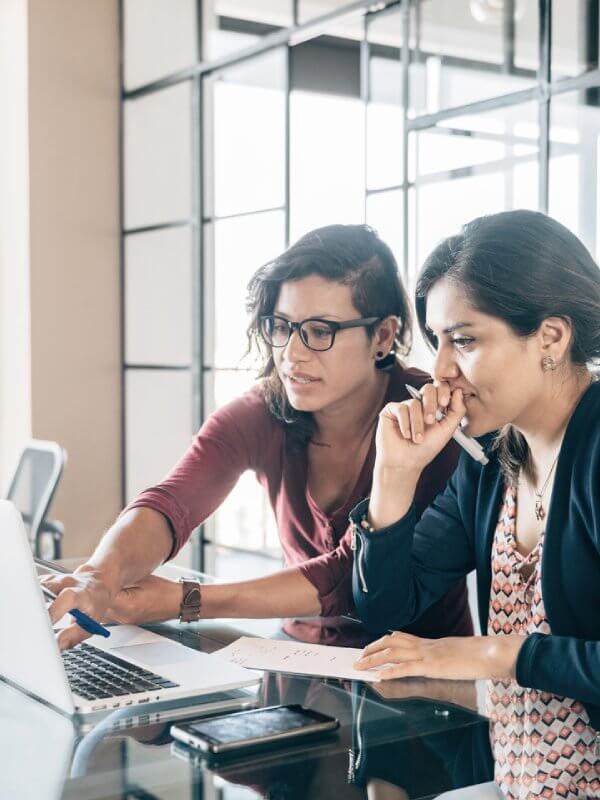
[{"left": 121, "top": 0, "right": 600, "bottom": 576}]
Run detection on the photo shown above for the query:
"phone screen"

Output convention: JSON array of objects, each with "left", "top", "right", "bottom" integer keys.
[{"left": 187, "top": 706, "right": 326, "bottom": 745}]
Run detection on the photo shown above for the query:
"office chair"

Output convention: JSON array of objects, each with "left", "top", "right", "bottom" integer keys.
[{"left": 4, "top": 440, "right": 67, "bottom": 559}]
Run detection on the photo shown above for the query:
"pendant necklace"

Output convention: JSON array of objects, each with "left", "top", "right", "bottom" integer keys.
[{"left": 533, "top": 454, "right": 559, "bottom": 521}]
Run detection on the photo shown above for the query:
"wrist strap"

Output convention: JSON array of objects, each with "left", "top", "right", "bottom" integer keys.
[{"left": 179, "top": 579, "right": 202, "bottom": 623}]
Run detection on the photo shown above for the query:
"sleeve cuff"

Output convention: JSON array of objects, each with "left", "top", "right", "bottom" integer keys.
[
  {"left": 515, "top": 632, "right": 544, "bottom": 688},
  {"left": 348, "top": 498, "right": 417, "bottom": 540}
]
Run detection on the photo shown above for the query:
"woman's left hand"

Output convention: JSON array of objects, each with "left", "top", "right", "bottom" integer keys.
[
  {"left": 353, "top": 631, "right": 525, "bottom": 682},
  {"left": 105, "top": 575, "right": 182, "bottom": 626}
]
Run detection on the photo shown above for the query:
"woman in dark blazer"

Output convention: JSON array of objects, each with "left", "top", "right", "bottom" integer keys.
[{"left": 351, "top": 210, "right": 600, "bottom": 798}]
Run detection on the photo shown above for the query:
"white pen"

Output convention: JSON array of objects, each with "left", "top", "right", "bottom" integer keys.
[{"left": 405, "top": 384, "right": 489, "bottom": 465}]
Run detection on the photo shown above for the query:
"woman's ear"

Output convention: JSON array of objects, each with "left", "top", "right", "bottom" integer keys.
[
  {"left": 539, "top": 316, "right": 573, "bottom": 363},
  {"left": 373, "top": 315, "right": 399, "bottom": 357}
]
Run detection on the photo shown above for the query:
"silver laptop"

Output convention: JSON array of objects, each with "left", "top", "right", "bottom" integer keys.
[{"left": 0, "top": 500, "right": 259, "bottom": 720}]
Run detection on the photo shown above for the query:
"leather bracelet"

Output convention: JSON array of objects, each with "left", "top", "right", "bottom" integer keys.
[{"left": 178, "top": 579, "right": 202, "bottom": 623}]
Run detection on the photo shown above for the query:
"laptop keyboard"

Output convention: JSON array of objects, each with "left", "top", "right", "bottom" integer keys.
[{"left": 62, "top": 642, "right": 179, "bottom": 701}]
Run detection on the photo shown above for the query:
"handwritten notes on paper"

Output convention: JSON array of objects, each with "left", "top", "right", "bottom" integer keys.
[{"left": 216, "top": 636, "right": 382, "bottom": 682}]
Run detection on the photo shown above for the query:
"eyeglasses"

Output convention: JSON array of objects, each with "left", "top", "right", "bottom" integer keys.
[{"left": 259, "top": 314, "right": 380, "bottom": 352}]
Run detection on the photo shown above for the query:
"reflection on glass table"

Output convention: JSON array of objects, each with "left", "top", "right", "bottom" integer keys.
[{"left": 0, "top": 640, "right": 491, "bottom": 800}]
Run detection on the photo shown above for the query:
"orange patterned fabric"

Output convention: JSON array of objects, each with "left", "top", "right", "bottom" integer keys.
[{"left": 486, "top": 485, "right": 600, "bottom": 799}]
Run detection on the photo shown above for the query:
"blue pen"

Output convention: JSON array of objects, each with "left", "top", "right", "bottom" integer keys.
[{"left": 42, "top": 586, "right": 111, "bottom": 639}]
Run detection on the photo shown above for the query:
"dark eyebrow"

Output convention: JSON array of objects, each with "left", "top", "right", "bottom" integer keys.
[
  {"left": 272, "top": 311, "right": 343, "bottom": 321},
  {"left": 442, "top": 322, "right": 475, "bottom": 335}
]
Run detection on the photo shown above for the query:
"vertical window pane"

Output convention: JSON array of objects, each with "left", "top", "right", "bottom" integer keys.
[
  {"left": 366, "top": 189, "right": 403, "bottom": 271},
  {"left": 412, "top": 0, "right": 537, "bottom": 114},
  {"left": 204, "top": 545, "right": 283, "bottom": 583},
  {"left": 124, "top": 82, "right": 192, "bottom": 229},
  {"left": 549, "top": 92, "right": 599, "bottom": 258},
  {"left": 125, "top": 226, "right": 193, "bottom": 366},
  {"left": 367, "top": 51, "right": 404, "bottom": 191},
  {"left": 211, "top": 209, "right": 285, "bottom": 368},
  {"left": 413, "top": 104, "right": 539, "bottom": 180},
  {"left": 414, "top": 164, "right": 538, "bottom": 271},
  {"left": 125, "top": 370, "right": 192, "bottom": 502},
  {"left": 206, "top": 370, "right": 279, "bottom": 556},
  {"left": 290, "top": 91, "right": 365, "bottom": 240},
  {"left": 513, "top": 0, "right": 539, "bottom": 71},
  {"left": 123, "top": 0, "right": 197, "bottom": 90},
  {"left": 412, "top": 105, "right": 539, "bottom": 268},
  {"left": 211, "top": 49, "right": 286, "bottom": 217},
  {"left": 552, "top": 0, "right": 597, "bottom": 79}
]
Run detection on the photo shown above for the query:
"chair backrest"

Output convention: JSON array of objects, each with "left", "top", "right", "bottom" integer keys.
[{"left": 5, "top": 440, "right": 66, "bottom": 552}]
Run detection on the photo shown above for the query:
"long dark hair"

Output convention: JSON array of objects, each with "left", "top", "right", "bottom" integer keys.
[
  {"left": 246, "top": 224, "right": 412, "bottom": 449},
  {"left": 415, "top": 209, "right": 600, "bottom": 482}
]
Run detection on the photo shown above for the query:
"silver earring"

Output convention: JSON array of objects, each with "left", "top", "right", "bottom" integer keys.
[
  {"left": 376, "top": 351, "right": 385, "bottom": 360},
  {"left": 542, "top": 355, "right": 557, "bottom": 371}
]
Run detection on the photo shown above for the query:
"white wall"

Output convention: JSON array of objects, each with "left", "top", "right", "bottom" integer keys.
[{"left": 0, "top": 0, "right": 32, "bottom": 488}]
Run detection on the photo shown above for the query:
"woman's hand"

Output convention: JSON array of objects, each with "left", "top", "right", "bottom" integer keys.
[
  {"left": 353, "top": 631, "right": 525, "bottom": 682},
  {"left": 367, "top": 382, "right": 466, "bottom": 528},
  {"left": 375, "top": 382, "right": 466, "bottom": 476},
  {"left": 106, "top": 575, "right": 182, "bottom": 626},
  {"left": 42, "top": 567, "right": 116, "bottom": 650}
]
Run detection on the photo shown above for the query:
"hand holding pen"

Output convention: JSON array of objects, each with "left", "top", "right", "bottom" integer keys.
[
  {"left": 42, "top": 585, "right": 111, "bottom": 639},
  {"left": 369, "top": 382, "right": 487, "bottom": 531},
  {"left": 40, "top": 570, "right": 113, "bottom": 648},
  {"left": 404, "top": 384, "right": 488, "bottom": 465},
  {"left": 375, "top": 381, "right": 487, "bottom": 475}
]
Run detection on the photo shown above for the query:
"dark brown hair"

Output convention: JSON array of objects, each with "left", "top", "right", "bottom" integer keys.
[
  {"left": 415, "top": 209, "right": 600, "bottom": 482},
  {"left": 246, "top": 224, "right": 412, "bottom": 448}
]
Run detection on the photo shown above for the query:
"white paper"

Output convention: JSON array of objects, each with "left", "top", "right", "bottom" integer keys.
[{"left": 216, "top": 636, "right": 382, "bottom": 683}]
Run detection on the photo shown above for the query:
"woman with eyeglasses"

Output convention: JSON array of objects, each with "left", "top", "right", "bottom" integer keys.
[
  {"left": 351, "top": 210, "right": 600, "bottom": 798},
  {"left": 45, "top": 224, "right": 471, "bottom": 649}
]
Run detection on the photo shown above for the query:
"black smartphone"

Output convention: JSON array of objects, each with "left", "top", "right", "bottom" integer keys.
[{"left": 170, "top": 704, "right": 339, "bottom": 757}]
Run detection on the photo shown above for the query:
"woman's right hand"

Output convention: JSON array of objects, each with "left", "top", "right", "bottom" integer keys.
[
  {"left": 375, "top": 382, "right": 466, "bottom": 476},
  {"left": 41, "top": 566, "right": 117, "bottom": 650}
]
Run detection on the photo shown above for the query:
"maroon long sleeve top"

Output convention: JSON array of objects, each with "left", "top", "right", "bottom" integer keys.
[{"left": 124, "top": 363, "right": 472, "bottom": 639}]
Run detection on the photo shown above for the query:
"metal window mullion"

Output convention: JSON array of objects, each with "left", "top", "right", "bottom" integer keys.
[
  {"left": 192, "top": 1, "right": 205, "bottom": 573},
  {"left": 538, "top": 0, "right": 551, "bottom": 213},
  {"left": 123, "top": 219, "right": 193, "bottom": 236},
  {"left": 125, "top": 364, "right": 191, "bottom": 371},
  {"left": 204, "top": 205, "right": 286, "bottom": 224},
  {"left": 401, "top": 0, "right": 410, "bottom": 285},
  {"left": 503, "top": 0, "right": 516, "bottom": 74},
  {"left": 123, "top": 0, "right": 381, "bottom": 100},
  {"left": 361, "top": 13, "right": 369, "bottom": 223},
  {"left": 285, "top": 43, "right": 292, "bottom": 247},
  {"left": 118, "top": 0, "right": 127, "bottom": 506}
]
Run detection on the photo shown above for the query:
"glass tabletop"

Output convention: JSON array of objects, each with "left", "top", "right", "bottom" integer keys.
[
  {"left": 0, "top": 650, "right": 490, "bottom": 800},
  {"left": 6, "top": 559, "right": 493, "bottom": 799}
]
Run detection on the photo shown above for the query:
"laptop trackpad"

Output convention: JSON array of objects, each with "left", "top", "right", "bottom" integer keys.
[{"left": 111, "top": 641, "right": 198, "bottom": 668}]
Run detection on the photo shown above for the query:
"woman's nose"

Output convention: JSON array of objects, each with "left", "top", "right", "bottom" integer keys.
[
  {"left": 433, "top": 343, "right": 460, "bottom": 383},
  {"left": 284, "top": 327, "right": 310, "bottom": 361}
]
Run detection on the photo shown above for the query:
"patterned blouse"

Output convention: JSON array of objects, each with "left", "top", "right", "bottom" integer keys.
[{"left": 486, "top": 484, "right": 600, "bottom": 799}]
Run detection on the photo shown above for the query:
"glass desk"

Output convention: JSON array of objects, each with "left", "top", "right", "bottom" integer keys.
[{"left": 2, "top": 561, "right": 494, "bottom": 799}]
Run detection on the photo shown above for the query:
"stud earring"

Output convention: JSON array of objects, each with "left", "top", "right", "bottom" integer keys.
[
  {"left": 542, "top": 355, "right": 557, "bottom": 371},
  {"left": 376, "top": 351, "right": 385, "bottom": 360}
]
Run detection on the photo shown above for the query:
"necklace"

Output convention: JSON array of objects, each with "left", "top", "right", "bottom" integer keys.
[{"left": 533, "top": 454, "right": 559, "bottom": 521}]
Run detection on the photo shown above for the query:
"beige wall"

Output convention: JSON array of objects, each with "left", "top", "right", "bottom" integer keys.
[{"left": 1, "top": 0, "right": 122, "bottom": 556}]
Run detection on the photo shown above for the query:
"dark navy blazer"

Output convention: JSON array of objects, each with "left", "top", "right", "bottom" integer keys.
[{"left": 351, "top": 382, "right": 600, "bottom": 731}]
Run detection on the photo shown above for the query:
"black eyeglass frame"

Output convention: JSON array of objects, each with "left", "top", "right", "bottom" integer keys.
[{"left": 259, "top": 314, "right": 381, "bottom": 352}]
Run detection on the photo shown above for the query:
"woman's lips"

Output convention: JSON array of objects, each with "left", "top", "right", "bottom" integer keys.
[{"left": 286, "top": 373, "right": 320, "bottom": 388}]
